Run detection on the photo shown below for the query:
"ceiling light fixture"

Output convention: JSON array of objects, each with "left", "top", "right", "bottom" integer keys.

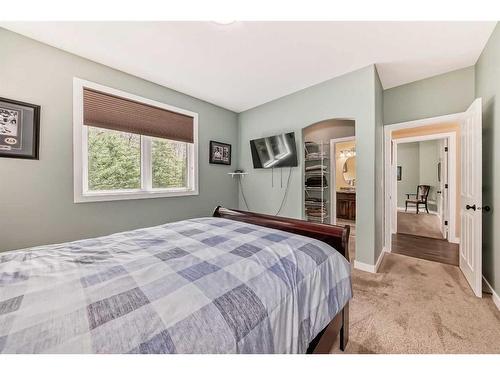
[{"left": 212, "top": 20, "right": 236, "bottom": 25}]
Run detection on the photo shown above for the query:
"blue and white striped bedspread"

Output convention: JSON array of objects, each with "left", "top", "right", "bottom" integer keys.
[{"left": 0, "top": 217, "right": 351, "bottom": 353}]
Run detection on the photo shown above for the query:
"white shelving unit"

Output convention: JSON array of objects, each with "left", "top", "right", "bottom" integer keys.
[
  {"left": 304, "top": 141, "right": 330, "bottom": 224},
  {"left": 228, "top": 172, "right": 248, "bottom": 178}
]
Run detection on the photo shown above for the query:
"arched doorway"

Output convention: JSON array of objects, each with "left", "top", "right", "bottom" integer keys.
[{"left": 302, "top": 119, "right": 356, "bottom": 258}]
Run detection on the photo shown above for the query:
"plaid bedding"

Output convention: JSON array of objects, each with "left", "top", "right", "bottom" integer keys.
[{"left": 0, "top": 217, "right": 351, "bottom": 354}]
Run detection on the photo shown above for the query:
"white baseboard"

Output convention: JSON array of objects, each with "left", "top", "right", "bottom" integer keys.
[
  {"left": 375, "top": 247, "right": 386, "bottom": 271},
  {"left": 483, "top": 276, "right": 500, "bottom": 311},
  {"left": 354, "top": 247, "right": 387, "bottom": 274},
  {"left": 449, "top": 237, "right": 460, "bottom": 244},
  {"left": 354, "top": 260, "right": 376, "bottom": 273}
]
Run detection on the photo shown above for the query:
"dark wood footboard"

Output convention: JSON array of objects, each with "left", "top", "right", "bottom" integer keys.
[
  {"left": 212, "top": 206, "right": 350, "bottom": 260},
  {"left": 212, "top": 206, "right": 351, "bottom": 353}
]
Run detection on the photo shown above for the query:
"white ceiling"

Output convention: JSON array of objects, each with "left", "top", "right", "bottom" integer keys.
[{"left": 1, "top": 21, "right": 496, "bottom": 112}]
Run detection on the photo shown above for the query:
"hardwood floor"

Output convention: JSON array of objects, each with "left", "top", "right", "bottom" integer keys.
[
  {"left": 392, "top": 233, "right": 459, "bottom": 266},
  {"left": 397, "top": 211, "right": 444, "bottom": 239}
]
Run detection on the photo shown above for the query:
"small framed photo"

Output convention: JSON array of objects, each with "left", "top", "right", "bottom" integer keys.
[
  {"left": 0, "top": 97, "right": 40, "bottom": 159},
  {"left": 397, "top": 166, "right": 402, "bottom": 181},
  {"left": 209, "top": 141, "right": 231, "bottom": 165}
]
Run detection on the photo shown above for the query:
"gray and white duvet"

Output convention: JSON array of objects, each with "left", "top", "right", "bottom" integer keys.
[{"left": 0, "top": 217, "right": 351, "bottom": 354}]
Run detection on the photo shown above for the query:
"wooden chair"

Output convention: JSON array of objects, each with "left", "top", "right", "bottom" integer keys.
[{"left": 405, "top": 185, "right": 431, "bottom": 214}]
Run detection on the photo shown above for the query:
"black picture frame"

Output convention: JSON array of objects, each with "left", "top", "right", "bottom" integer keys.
[
  {"left": 397, "top": 166, "right": 402, "bottom": 181},
  {"left": 0, "top": 97, "right": 40, "bottom": 160},
  {"left": 209, "top": 140, "right": 231, "bottom": 165}
]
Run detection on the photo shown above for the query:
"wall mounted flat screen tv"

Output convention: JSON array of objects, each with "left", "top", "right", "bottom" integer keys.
[{"left": 250, "top": 132, "right": 298, "bottom": 168}]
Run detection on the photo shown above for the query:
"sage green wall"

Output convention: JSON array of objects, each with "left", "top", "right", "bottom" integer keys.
[
  {"left": 397, "top": 143, "right": 420, "bottom": 207},
  {"left": 374, "top": 68, "right": 385, "bottom": 263},
  {"left": 476, "top": 22, "right": 500, "bottom": 296},
  {"left": 396, "top": 141, "right": 439, "bottom": 211},
  {"left": 238, "top": 65, "right": 381, "bottom": 265},
  {"left": 0, "top": 28, "right": 239, "bottom": 252},
  {"left": 419, "top": 140, "right": 440, "bottom": 211},
  {"left": 383, "top": 66, "right": 476, "bottom": 124}
]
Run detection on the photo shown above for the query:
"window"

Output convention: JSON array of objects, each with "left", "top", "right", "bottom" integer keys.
[
  {"left": 87, "top": 127, "right": 142, "bottom": 191},
  {"left": 152, "top": 138, "right": 188, "bottom": 189},
  {"left": 73, "top": 78, "right": 198, "bottom": 203}
]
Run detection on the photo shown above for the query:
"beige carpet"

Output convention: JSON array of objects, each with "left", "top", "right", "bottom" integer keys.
[
  {"left": 331, "top": 239, "right": 500, "bottom": 353},
  {"left": 397, "top": 211, "right": 444, "bottom": 239}
]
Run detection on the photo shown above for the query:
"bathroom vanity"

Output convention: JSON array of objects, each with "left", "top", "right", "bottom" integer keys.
[{"left": 336, "top": 191, "right": 356, "bottom": 221}]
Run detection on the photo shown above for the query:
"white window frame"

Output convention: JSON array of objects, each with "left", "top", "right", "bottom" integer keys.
[{"left": 73, "top": 78, "right": 199, "bottom": 203}]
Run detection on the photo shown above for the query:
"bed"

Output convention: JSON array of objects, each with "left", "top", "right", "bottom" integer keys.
[{"left": 0, "top": 207, "right": 351, "bottom": 354}]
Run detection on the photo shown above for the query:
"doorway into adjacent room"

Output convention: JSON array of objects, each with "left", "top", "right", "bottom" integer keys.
[
  {"left": 391, "top": 133, "right": 459, "bottom": 266},
  {"left": 395, "top": 137, "right": 451, "bottom": 240},
  {"left": 302, "top": 119, "right": 356, "bottom": 225},
  {"left": 330, "top": 137, "right": 356, "bottom": 229},
  {"left": 384, "top": 99, "right": 483, "bottom": 297},
  {"left": 302, "top": 119, "right": 356, "bottom": 259}
]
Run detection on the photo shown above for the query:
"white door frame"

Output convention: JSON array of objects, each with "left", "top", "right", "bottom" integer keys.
[
  {"left": 330, "top": 136, "right": 356, "bottom": 225},
  {"left": 384, "top": 112, "right": 463, "bottom": 253},
  {"left": 438, "top": 138, "right": 449, "bottom": 238},
  {"left": 390, "top": 132, "right": 457, "bottom": 242}
]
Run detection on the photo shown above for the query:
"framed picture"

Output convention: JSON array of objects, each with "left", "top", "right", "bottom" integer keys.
[
  {"left": 397, "top": 166, "right": 402, "bottom": 181},
  {"left": 0, "top": 97, "right": 40, "bottom": 159},
  {"left": 209, "top": 140, "right": 231, "bottom": 165}
]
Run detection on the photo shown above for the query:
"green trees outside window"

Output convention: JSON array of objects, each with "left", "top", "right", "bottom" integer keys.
[
  {"left": 87, "top": 127, "right": 187, "bottom": 191},
  {"left": 152, "top": 138, "right": 187, "bottom": 189}
]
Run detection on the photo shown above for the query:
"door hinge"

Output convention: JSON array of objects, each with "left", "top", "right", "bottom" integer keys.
[
  {"left": 444, "top": 220, "right": 448, "bottom": 226},
  {"left": 445, "top": 183, "right": 448, "bottom": 189},
  {"left": 445, "top": 147, "right": 448, "bottom": 152}
]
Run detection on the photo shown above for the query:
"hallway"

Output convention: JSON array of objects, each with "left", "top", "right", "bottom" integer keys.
[{"left": 397, "top": 211, "right": 444, "bottom": 239}]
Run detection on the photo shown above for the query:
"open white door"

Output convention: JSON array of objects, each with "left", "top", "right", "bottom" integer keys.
[{"left": 459, "top": 98, "right": 482, "bottom": 297}]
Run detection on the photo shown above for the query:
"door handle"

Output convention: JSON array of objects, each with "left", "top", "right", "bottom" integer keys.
[
  {"left": 466, "top": 204, "right": 476, "bottom": 211},
  {"left": 437, "top": 191, "right": 442, "bottom": 194}
]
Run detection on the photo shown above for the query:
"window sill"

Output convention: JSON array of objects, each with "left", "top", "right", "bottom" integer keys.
[{"left": 74, "top": 188, "right": 199, "bottom": 203}]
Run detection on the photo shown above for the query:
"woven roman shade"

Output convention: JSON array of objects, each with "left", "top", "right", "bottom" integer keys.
[{"left": 83, "top": 88, "right": 194, "bottom": 143}]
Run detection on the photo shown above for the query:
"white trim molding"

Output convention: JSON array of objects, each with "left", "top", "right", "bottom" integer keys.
[
  {"left": 73, "top": 77, "right": 199, "bottom": 203},
  {"left": 354, "top": 248, "right": 387, "bottom": 273},
  {"left": 354, "top": 260, "right": 376, "bottom": 273},
  {"left": 483, "top": 276, "right": 500, "bottom": 311},
  {"left": 385, "top": 112, "right": 464, "bottom": 129}
]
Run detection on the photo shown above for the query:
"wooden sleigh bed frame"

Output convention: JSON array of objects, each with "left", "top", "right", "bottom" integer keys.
[{"left": 213, "top": 206, "right": 351, "bottom": 354}]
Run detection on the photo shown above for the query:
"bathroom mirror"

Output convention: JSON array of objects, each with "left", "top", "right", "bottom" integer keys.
[{"left": 342, "top": 156, "right": 356, "bottom": 186}]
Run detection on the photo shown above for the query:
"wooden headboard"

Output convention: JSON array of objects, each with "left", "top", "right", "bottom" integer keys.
[{"left": 212, "top": 206, "right": 350, "bottom": 260}]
